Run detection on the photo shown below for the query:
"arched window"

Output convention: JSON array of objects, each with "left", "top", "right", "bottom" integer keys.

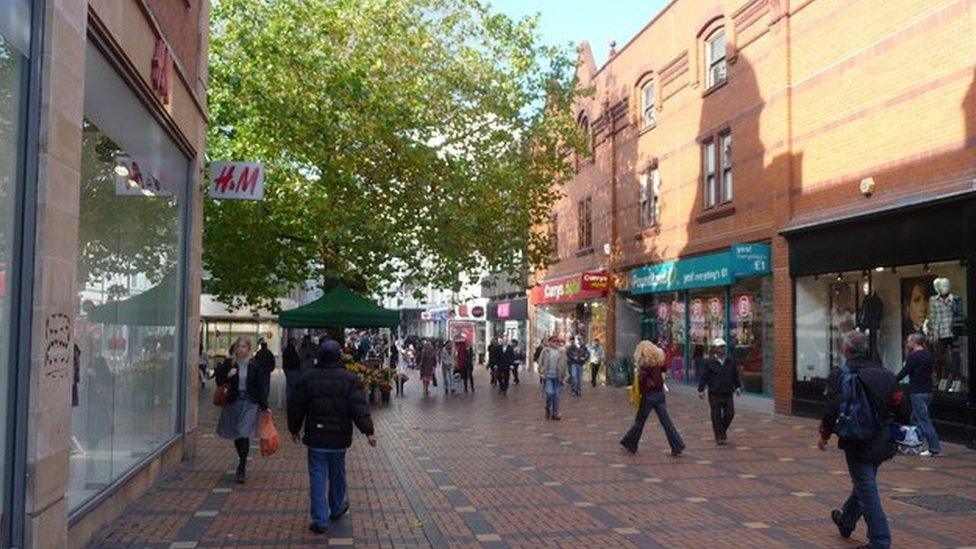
[
  {"left": 640, "top": 80, "right": 656, "bottom": 127},
  {"left": 705, "top": 27, "right": 727, "bottom": 89},
  {"left": 577, "top": 113, "right": 592, "bottom": 162}
]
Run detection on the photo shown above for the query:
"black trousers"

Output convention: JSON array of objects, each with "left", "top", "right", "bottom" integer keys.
[
  {"left": 463, "top": 368, "right": 475, "bottom": 392},
  {"left": 708, "top": 393, "right": 735, "bottom": 440},
  {"left": 512, "top": 364, "right": 520, "bottom": 384},
  {"left": 497, "top": 367, "right": 510, "bottom": 393},
  {"left": 590, "top": 362, "right": 600, "bottom": 386}
]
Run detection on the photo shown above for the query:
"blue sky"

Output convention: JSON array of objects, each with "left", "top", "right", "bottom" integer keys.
[{"left": 488, "top": 0, "right": 671, "bottom": 66}]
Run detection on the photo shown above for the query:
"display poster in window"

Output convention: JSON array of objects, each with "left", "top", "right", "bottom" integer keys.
[
  {"left": 654, "top": 302, "right": 670, "bottom": 347},
  {"left": 708, "top": 297, "right": 725, "bottom": 344},
  {"left": 734, "top": 294, "right": 755, "bottom": 347},
  {"left": 450, "top": 321, "right": 475, "bottom": 347},
  {"left": 671, "top": 299, "right": 686, "bottom": 344},
  {"left": 690, "top": 298, "right": 706, "bottom": 344},
  {"left": 829, "top": 282, "right": 857, "bottom": 368},
  {"left": 901, "top": 276, "right": 936, "bottom": 345}
]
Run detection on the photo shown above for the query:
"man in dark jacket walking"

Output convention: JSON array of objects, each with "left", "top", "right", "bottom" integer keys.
[
  {"left": 818, "top": 331, "right": 908, "bottom": 549},
  {"left": 254, "top": 340, "right": 276, "bottom": 372},
  {"left": 698, "top": 338, "right": 741, "bottom": 445},
  {"left": 497, "top": 340, "right": 514, "bottom": 395},
  {"left": 288, "top": 340, "right": 377, "bottom": 535},
  {"left": 283, "top": 337, "right": 301, "bottom": 403}
]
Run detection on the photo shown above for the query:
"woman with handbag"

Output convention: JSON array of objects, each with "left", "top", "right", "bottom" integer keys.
[
  {"left": 215, "top": 337, "right": 271, "bottom": 483},
  {"left": 619, "top": 340, "right": 685, "bottom": 456}
]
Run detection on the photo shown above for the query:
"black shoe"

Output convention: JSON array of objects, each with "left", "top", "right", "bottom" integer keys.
[
  {"left": 330, "top": 504, "right": 350, "bottom": 520},
  {"left": 831, "top": 509, "right": 853, "bottom": 538},
  {"left": 670, "top": 449, "right": 683, "bottom": 457},
  {"left": 309, "top": 523, "right": 327, "bottom": 535},
  {"left": 545, "top": 410, "right": 551, "bottom": 420},
  {"left": 235, "top": 462, "right": 246, "bottom": 484},
  {"left": 551, "top": 415, "right": 561, "bottom": 421},
  {"left": 620, "top": 442, "right": 637, "bottom": 454}
]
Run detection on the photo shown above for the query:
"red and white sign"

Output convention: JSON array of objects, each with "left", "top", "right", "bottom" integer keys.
[
  {"left": 530, "top": 271, "right": 609, "bottom": 305},
  {"left": 209, "top": 161, "right": 265, "bottom": 200},
  {"left": 114, "top": 156, "right": 171, "bottom": 197},
  {"left": 151, "top": 38, "right": 172, "bottom": 105}
]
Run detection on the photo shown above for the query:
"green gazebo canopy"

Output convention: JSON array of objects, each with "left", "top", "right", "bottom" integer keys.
[
  {"left": 278, "top": 284, "right": 399, "bottom": 328},
  {"left": 87, "top": 272, "right": 179, "bottom": 327}
]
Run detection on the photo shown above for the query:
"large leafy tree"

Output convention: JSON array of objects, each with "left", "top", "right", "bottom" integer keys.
[{"left": 205, "top": 0, "right": 584, "bottom": 310}]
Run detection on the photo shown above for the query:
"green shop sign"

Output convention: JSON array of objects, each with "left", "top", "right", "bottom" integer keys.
[{"left": 629, "top": 243, "right": 771, "bottom": 295}]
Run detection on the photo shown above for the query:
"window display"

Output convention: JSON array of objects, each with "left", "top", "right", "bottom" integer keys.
[
  {"left": 795, "top": 261, "right": 968, "bottom": 397},
  {"left": 69, "top": 42, "right": 188, "bottom": 509},
  {"left": 730, "top": 277, "right": 773, "bottom": 395}
]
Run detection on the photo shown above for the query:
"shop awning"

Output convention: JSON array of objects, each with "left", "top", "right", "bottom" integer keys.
[
  {"left": 278, "top": 284, "right": 399, "bottom": 328},
  {"left": 629, "top": 244, "right": 771, "bottom": 295},
  {"left": 86, "top": 272, "right": 180, "bottom": 326},
  {"left": 530, "top": 271, "right": 609, "bottom": 305}
]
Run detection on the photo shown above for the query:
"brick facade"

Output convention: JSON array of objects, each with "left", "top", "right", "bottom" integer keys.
[{"left": 535, "top": 0, "right": 976, "bottom": 413}]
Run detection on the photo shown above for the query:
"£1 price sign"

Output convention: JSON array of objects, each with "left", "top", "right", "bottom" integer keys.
[{"left": 208, "top": 161, "right": 265, "bottom": 200}]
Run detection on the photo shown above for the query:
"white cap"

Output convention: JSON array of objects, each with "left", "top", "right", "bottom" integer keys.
[{"left": 712, "top": 338, "right": 727, "bottom": 348}]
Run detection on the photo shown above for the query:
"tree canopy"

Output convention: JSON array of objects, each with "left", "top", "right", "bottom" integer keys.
[{"left": 205, "top": 0, "right": 585, "bottom": 310}]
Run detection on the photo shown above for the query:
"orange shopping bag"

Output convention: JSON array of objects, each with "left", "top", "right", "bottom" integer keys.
[{"left": 259, "top": 410, "right": 281, "bottom": 457}]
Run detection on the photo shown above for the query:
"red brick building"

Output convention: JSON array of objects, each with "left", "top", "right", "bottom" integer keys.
[{"left": 531, "top": 0, "right": 975, "bottom": 445}]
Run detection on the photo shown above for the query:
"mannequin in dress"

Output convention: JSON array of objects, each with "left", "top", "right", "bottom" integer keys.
[
  {"left": 858, "top": 279, "right": 883, "bottom": 361},
  {"left": 926, "top": 277, "right": 964, "bottom": 391}
]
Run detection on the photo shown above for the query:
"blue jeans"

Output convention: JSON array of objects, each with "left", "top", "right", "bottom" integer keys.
[
  {"left": 839, "top": 450, "right": 890, "bottom": 549},
  {"left": 620, "top": 391, "right": 685, "bottom": 454},
  {"left": 543, "top": 378, "right": 562, "bottom": 417},
  {"left": 285, "top": 370, "right": 300, "bottom": 403},
  {"left": 909, "top": 393, "right": 941, "bottom": 453},
  {"left": 307, "top": 448, "right": 348, "bottom": 528},
  {"left": 569, "top": 363, "right": 583, "bottom": 395}
]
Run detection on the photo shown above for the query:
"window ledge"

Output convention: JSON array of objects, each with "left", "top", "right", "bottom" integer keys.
[
  {"left": 702, "top": 78, "right": 728, "bottom": 98},
  {"left": 635, "top": 225, "right": 660, "bottom": 240},
  {"left": 638, "top": 122, "right": 657, "bottom": 136},
  {"left": 697, "top": 205, "right": 736, "bottom": 223},
  {"left": 575, "top": 247, "right": 595, "bottom": 257}
]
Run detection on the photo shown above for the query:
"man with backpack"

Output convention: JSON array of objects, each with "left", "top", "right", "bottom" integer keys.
[{"left": 818, "top": 331, "right": 908, "bottom": 549}]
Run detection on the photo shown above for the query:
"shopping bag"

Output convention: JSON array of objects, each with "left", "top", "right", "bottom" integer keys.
[
  {"left": 259, "top": 410, "right": 281, "bottom": 457},
  {"left": 213, "top": 383, "right": 231, "bottom": 407},
  {"left": 629, "top": 369, "right": 641, "bottom": 408}
]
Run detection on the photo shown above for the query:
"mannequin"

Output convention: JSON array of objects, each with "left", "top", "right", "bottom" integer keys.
[
  {"left": 926, "top": 277, "right": 965, "bottom": 391},
  {"left": 858, "top": 279, "right": 883, "bottom": 361}
]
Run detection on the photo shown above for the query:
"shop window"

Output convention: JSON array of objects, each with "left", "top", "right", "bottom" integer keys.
[
  {"left": 705, "top": 28, "right": 727, "bottom": 89},
  {"left": 69, "top": 42, "right": 189, "bottom": 510},
  {"left": 641, "top": 80, "right": 656, "bottom": 127},
  {"left": 795, "top": 261, "right": 969, "bottom": 397},
  {"left": 702, "top": 130, "right": 732, "bottom": 209},
  {"left": 577, "top": 197, "right": 592, "bottom": 251},
  {"left": 648, "top": 294, "right": 687, "bottom": 380},
  {"left": 639, "top": 168, "right": 660, "bottom": 230},
  {"left": 0, "top": 0, "right": 33, "bottom": 534},
  {"left": 730, "top": 277, "right": 774, "bottom": 395}
]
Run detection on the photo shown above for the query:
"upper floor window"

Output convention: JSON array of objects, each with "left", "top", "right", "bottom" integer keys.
[
  {"left": 641, "top": 81, "right": 656, "bottom": 127},
  {"left": 706, "top": 28, "right": 727, "bottom": 89},
  {"left": 702, "top": 130, "right": 732, "bottom": 209},
  {"left": 640, "top": 168, "right": 660, "bottom": 229},
  {"left": 577, "top": 197, "right": 592, "bottom": 250},
  {"left": 548, "top": 214, "right": 559, "bottom": 258}
]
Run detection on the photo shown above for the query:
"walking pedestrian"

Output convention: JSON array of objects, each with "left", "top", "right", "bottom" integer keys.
[
  {"left": 299, "top": 334, "right": 317, "bottom": 373},
  {"left": 588, "top": 338, "right": 604, "bottom": 387},
  {"left": 511, "top": 339, "right": 523, "bottom": 385},
  {"left": 457, "top": 338, "right": 475, "bottom": 393},
  {"left": 254, "top": 339, "right": 276, "bottom": 373},
  {"left": 697, "top": 338, "right": 741, "bottom": 445},
  {"left": 215, "top": 338, "right": 271, "bottom": 483},
  {"left": 198, "top": 343, "right": 210, "bottom": 389},
  {"left": 566, "top": 335, "right": 590, "bottom": 396},
  {"left": 896, "top": 332, "right": 941, "bottom": 456},
  {"left": 819, "top": 331, "right": 909, "bottom": 549},
  {"left": 440, "top": 339, "right": 456, "bottom": 395},
  {"left": 538, "top": 335, "right": 567, "bottom": 420},
  {"left": 283, "top": 337, "right": 302, "bottom": 403},
  {"left": 395, "top": 338, "right": 410, "bottom": 396},
  {"left": 620, "top": 340, "right": 685, "bottom": 456},
  {"left": 487, "top": 336, "right": 502, "bottom": 387},
  {"left": 287, "top": 340, "right": 377, "bottom": 535},
  {"left": 497, "top": 339, "right": 514, "bottom": 395},
  {"left": 417, "top": 339, "right": 437, "bottom": 396}
]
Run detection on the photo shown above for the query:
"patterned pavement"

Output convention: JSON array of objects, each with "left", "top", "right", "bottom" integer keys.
[{"left": 91, "top": 369, "right": 976, "bottom": 548}]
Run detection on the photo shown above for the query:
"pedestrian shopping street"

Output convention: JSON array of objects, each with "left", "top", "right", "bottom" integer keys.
[{"left": 92, "top": 371, "right": 976, "bottom": 548}]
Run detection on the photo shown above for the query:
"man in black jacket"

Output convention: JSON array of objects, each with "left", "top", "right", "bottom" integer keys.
[
  {"left": 288, "top": 340, "right": 376, "bottom": 535},
  {"left": 818, "top": 331, "right": 908, "bottom": 549},
  {"left": 283, "top": 337, "right": 301, "bottom": 403},
  {"left": 697, "top": 338, "right": 741, "bottom": 445},
  {"left": 497, "top": 340, "right": 514, "bottom": 395}
]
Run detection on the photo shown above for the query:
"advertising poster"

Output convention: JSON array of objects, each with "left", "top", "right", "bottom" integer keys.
[
  {"left": 901, "top": 275, "right": 936, "bottom": 343},
  {"left": 707, "top": 296, "right": 725, "bottom": 343},
  {"left": 690, "top": 298, "right": 705, "bottom": 344}
]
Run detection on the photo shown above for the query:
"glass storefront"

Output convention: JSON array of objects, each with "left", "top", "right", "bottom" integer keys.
[
  {"left": 69, "top": 42, "right": 188, "bottom": 509},
  {"left": 797, "top": 261, "right": 969, "bottom": 397},
  {"left": 0, "top": 0, "right": 33, "bottom": 537},
  {"left": 630, "top": 244, "right": 774, "bottom": 395},
  {"left": 534, "top": 300, "right": 608, "bottom": 346},
  {"left": 203, "top": 319, "right": 281, "bottom": 364}
]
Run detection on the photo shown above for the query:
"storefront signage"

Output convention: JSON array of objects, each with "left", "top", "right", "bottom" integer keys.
[
  {"left": 209, "top": 161, "right": 265, "bottom": 200},
  {"left": 151, "top": 38, "right": 172, "bottom": 105},
  {"left": 630, "top": 244, "right": 771, "bottom": 294},
  {"left": 489, "top": 298, "right": 529, "bottom": 321},
  {"left": 531, "top": 271, "right": 609, "bottom": 305}
]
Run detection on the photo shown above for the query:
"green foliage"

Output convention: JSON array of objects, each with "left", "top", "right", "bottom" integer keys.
[{"left": 205, "top": 0, "right": 586, "bottom": 311}]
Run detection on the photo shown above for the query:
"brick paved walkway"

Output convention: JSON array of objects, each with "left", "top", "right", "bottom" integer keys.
[{"left": 92, "top": 370, "right": 976, "bottom": 548}]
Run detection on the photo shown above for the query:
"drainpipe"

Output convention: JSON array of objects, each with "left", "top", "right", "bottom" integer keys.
[{"left": 607, "top": 99, "right": 619, "bottom": 362}]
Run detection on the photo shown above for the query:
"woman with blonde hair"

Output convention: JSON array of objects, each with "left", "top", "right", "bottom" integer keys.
[
  {"left": 620, "top": 340, "right": 685, "bottom": 456},
  {"left": 215, "top": 337, "right": 271, "bottom": 483}
]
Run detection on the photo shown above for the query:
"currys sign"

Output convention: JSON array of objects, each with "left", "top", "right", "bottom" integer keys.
[{"left": 531, "top": 271, "right": 609, "bottom": 305}]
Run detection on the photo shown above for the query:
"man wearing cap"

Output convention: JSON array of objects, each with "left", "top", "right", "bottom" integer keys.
[
  {"left": 288, "top": 340, "right": 377, "bottom": 535},
  {"left": 698, "top": 338, "right": 741, "bottom": 445}
]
